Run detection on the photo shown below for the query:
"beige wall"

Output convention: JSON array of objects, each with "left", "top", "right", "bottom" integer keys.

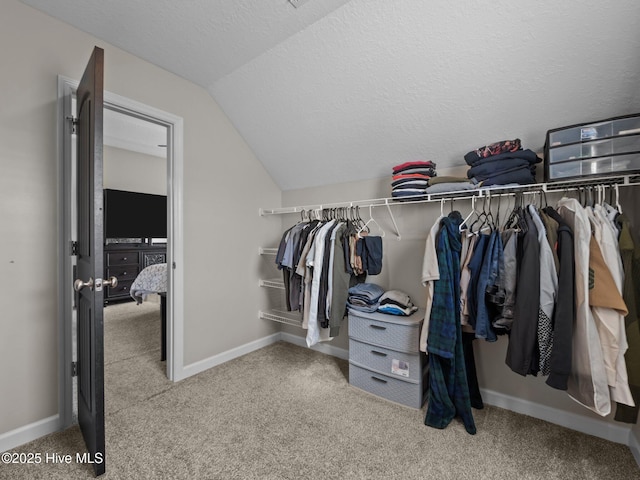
[
  {"left": 280, "top": 172, "right": 640, "bottom": 431},
  {"left": 103, "top": 146, "right": 167, "bottom": 195},
  {"left": 0, "top": 0, "right": 281, "bottom": 436}
]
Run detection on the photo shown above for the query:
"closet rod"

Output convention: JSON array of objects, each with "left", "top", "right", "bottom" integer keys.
[{"left": 259, "top": 174, "right": 640, "bottom": 217}]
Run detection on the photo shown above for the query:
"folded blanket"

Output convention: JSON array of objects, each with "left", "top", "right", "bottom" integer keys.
[
  {"left": 392, "top": 173, "right": 432, "bottom": 181},
  {"left": 391, "top": 190, "right": 428, "bottom": 198},
  {"left": 424, "top": 182, "right": 477, "bottom": 194},
  {"left": 467, "top": 158, "right": 532, "bottom": 181},
  {"left": 348, "top": 282, "right": 385, "bottom": 303},
  {"left": 464, "top": 148, "right": 541, "bottom": 167},
  {"left": 392, "top": 160, "right": 436, "bottom": 173},
  {"left": 476, "top": 165, "right": 537, "bottom": 186},
  {"left": 392, "top": 167, "right": 437, "bottom": 177},
  {"left": 464, "top": 139, "right": 521, "bottom": 164},
  {"left": 428, "top": 176, "right": 471, "bottom": 185},
  {"left": 391, "top": 179, "right": 429, "bottom": 189}
]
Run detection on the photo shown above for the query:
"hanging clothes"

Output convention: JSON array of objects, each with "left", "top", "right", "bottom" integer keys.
[
  {"left": 306, "top": 219, "right": 337, "bottom": 347},
  {"left": 425, "top": 213, "right": 477, "bottom": 435},
  {"left": 615, "top": 214, "right": 640, "bottom": 422},
  {"left": 419, "top": 214, "right": 444, "bottom": 352},
  {"left": 592, "top": 204, "right": 634, "bottom": 408},
  {"left": 492, "top": 228, "right": 517, "bottom": 333},
  {"left": 465, "top": 233, "right": 489, "bottom": 332},
  {"left": 459, "top": 229, "right": 477, "bottom": 328},
  {"left": 557, "top": 197, "right": 611, "bottom": 416},
  {"left": 543, "top": 206, "right": 575, "bottom": 391},
  {"left": 476, "top": 229, "right": 503, "bottom": 342},
  {"left": 505, "top": 209, "right": 541, "bottom": 376},
  {"left": 529, "top": 205, "right": 558, "bottom": 376},
  {"left": 327, "top": 223, "right": 351, "bottom": 337},
  {"left": 586, "top": 213, "right": 633, "bottom": 407}
]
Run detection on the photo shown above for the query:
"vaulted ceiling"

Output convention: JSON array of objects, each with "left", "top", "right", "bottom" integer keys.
[{"left": 21, "top": 0, "right": 640, "bottom": 190}]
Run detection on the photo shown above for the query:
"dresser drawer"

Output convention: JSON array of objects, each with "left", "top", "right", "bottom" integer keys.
[
  {"left": 106, "top": 265, "right": 139, "bottom": 282},
  {"left": 106, "top": 251, "right": 139, "bottom": 266},
  {"left": 106, "top": 279, "right": 134, "bottom": 297},
  {"left": 349, "top": 362, "right": 426, "bottom": 409},
  {"left": 349, "top": 338, "right": 423, "bottom": 382},
  {"left": 348, "top": 310, "right": 423, "bottom": 353}
]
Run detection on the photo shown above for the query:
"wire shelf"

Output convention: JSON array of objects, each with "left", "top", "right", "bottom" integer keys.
[{"left": 259, "top": 310, "right": 303, "bottom": 327}]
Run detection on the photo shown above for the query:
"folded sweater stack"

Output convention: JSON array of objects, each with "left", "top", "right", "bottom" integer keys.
[
  {"left": 347, "top": 283, "right": 385, "bottom": 313},
  {"left": 347, "top": 284, "right": 419, "bottom": 317},
  {"left": 464, "top": 138, "right": 542, "bottom": 186},
  {"left": 377, "top": 290, "right": 418, "bottom": 316},
  {"left": 391, "top": 161, "right": 436, "bottom": 199}
]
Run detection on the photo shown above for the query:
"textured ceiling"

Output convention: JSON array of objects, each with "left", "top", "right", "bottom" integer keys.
[{"left": 21, "top": 0, "right": 640, "bottom": 190}]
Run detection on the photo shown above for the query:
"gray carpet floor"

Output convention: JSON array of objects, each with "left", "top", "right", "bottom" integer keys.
[{"left": 2, "top": 301, "right": 639, "bottom": 479}]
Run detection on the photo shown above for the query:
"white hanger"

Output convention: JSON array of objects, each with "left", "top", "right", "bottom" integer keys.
[
  {"left": 459, "top": 196, "right": 477, "bottom": 232},
  {"left": 615, "top": 183, "right": 623, "bottom": 214},
  {"left": 357, "top": 205, "right": 385, "bottom": 238}
]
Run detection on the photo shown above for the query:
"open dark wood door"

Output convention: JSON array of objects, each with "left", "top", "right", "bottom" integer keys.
[{"left": 74, "top": 46, "right": 106, "bottom": 477}]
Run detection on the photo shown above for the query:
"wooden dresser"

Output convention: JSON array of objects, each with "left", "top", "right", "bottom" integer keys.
[{"left": 103, "top": 243, "right": 166, "bottom": 305}]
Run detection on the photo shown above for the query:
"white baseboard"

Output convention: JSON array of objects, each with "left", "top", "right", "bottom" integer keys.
[
  {"left": 0, "top": 415, "right": 61, "bottom": 453},
  {"left": 3, "top": 335, "right": 638, "bottom": 470},
  {"left": 279, "top": 332, "right": 349, "bottom": 360},
  {"left": 175, "top": 333, "right": 282, "bottom": 381},
  {"left": 176, "top": 332, "right": 348, "bottom": 383},
  {"left": 480, "top": 388, "right": 631, "bottom": 445}
]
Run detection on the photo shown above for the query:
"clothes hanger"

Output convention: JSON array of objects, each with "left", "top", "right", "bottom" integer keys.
[
  {"left": 505, "top": 192, "right": 523, "bottom": 231},
  {"left": 470, "top": 194, "right": 492, "bottom": 233},
  {"left": 497, "top": 194, "right": 510, "bottom": 230},
  {"left": 615, "top": 183, "right": 623, "bottom": 213},
  {"left": 459, "top": 196, "right": 478, "bottom": 232},
  {"left": 495, "top": 194, "right": 503, "bottom": 231},
  {"left": 357, "top": 205, "right": 385, "bottom": 238}
]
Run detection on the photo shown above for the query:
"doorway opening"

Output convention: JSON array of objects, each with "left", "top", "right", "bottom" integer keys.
[{"left": 57, "top": 76, "right": 185, "bottom": 429}]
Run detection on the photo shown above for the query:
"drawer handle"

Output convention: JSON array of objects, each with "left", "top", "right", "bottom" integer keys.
[
  {"left": 371, "top": 350, "right": 387, "bottom": 357},
  {"left": 123, "top": 257, "right": 127, "bottom": 261},
  {"left": 371, "top": 376, "right": 387, "bottom": 384},
  {"left": 369, "top": 324, "right": 386, "bottom": 330}
]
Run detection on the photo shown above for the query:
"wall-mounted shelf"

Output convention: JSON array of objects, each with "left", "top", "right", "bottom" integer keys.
[
  {"left": 259, "top": 279, "right": 285, "bottom": 290},
  {"left": 259, "top": 310, "right": 303, "bottom": 327},
  {"left": 259, "top": 174, "right": 640, "bottom": 241},
  {"left": 259, "top": 174, "right": 640, "bottom": 215},
  {"left": 258, "top": 173, "right": 640, "bottom": 330}
]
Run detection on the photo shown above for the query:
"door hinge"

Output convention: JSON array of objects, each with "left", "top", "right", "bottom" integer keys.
[
  {"left": 71, "top": 362, "right": 78, "bottom": 377},
  {"left": 66, "top": 115, "right": 78, "bottom": 134},
  {"left": 70, "top": 241, "right": 79, "bottom": 256}
]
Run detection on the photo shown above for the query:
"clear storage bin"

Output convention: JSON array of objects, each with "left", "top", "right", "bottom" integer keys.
[
  {"left": 548, "top": 135, "right": 640, "bottom": 163},
  {"left": 547, "top": 152, "right": 640, "bottom": 180},
  {"left": 548, "top": 115, "right": 640, "bottom": 147},
  {"left": 545, "top": 113, "right": 640, "bottom": 181}
]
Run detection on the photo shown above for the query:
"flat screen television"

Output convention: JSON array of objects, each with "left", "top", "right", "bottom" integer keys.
[{"left": 104, "top": 189, "right": 167, "bottom": 239}]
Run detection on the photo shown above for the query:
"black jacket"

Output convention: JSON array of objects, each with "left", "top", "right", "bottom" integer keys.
[{"left": 544, "top": 207, "right": 575, "bottom": 390}]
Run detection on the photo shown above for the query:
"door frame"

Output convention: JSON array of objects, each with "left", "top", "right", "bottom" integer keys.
[{"left": 57, "top": 75, "right": 185, "bottom": 428}]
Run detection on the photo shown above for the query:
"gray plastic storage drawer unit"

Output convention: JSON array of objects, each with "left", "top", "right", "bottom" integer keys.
[
  {"left": 348, "top": 309, "right": 427, "bottom": 409},
  {"left": 544, "top": 113, "right": 640, "bottom": 181}
]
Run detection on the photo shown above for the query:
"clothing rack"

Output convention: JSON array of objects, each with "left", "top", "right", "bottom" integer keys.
[{"left": 259, "top": 174, "right": 640, "bottom": 240}]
